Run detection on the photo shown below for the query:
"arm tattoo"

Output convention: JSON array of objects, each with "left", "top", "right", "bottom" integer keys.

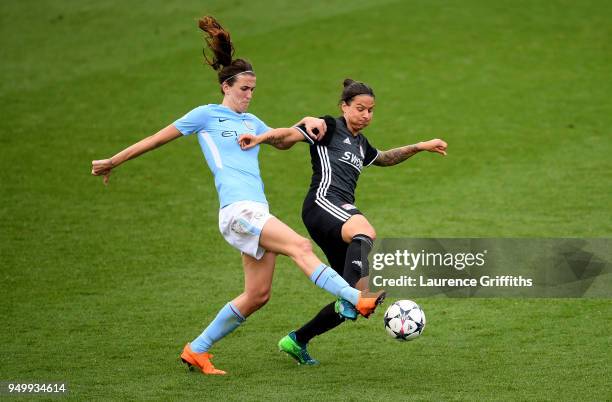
[
  {"left": 259, "top": 128, "right": 298, "bottom": 150},
  {"left": 264, "top": 136, "right": 284, "bottom": 145},
  {"left": 373, "top": 144, "right": 420, "bottom": 166}
]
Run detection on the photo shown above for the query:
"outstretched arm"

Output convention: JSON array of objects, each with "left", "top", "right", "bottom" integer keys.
[
  {"left": 91, "top": 124, "right": 182, "bottom": 184},
  {"left": 238, "top": 127, "right": 304, "bottom": 150},
  {"left": 373, "top": 138, "right": 447, "bottom": 167}
]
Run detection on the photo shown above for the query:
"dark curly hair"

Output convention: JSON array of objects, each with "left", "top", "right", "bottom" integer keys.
[{"left": 198, "top": 16, "right": 255, "bottom": 91}]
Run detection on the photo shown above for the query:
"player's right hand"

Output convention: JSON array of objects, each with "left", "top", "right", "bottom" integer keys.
[
  {"left": 238, "top": 133, "right": 260, "bottom": 150},
  {"left": 91, "top": 159, "right": 113, "bottom": 185}
]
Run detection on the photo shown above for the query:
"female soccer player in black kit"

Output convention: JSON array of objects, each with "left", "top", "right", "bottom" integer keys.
[{"left": 239, "top": 79, "right": 447, "bottom": 365}]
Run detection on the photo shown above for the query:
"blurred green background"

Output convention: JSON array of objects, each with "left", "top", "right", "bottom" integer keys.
[{"left": 1, "top": 0, "right": 610, "bottom": 400}]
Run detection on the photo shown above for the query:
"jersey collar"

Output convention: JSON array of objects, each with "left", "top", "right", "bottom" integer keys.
[{"left": 339, "top": 116, "right": 361, "bottom": 137}]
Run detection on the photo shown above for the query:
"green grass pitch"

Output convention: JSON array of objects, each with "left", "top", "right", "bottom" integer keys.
[{"left": 1, "top": 0, "right": 610, "bottom": 400}]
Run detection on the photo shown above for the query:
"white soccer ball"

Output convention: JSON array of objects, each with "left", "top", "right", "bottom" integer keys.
[{"left": 383, "top": 300, "right": 426, "bottom": 341}]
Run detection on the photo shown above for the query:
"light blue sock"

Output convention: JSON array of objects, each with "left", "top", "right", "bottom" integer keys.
[
  {"left": 190, "top": 302, "right": 245, "bottom": 353},
  {"left": 310, "top": 263, "right": 359, "bottom": 305}
]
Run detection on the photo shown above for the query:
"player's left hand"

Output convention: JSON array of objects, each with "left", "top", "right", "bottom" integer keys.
[
  {"left": 418, "top": 139, "right": 448, "bottom": 156},
  {"left": 302, "top": 117, "right": 327, "bottom": 141}
]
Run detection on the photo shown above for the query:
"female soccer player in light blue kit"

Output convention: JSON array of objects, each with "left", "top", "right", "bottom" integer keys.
[{"left": 91, "top": 16, "right": 384, "bottom": 375}]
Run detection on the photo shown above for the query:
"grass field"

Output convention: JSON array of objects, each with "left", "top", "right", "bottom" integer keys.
[{"left": 1, "top": 0, "right": 611, "bottom": 400}]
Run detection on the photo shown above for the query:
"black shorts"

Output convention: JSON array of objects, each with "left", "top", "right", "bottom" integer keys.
[{"left": 302, "top": 193, "right": 362, "bottom": 275}]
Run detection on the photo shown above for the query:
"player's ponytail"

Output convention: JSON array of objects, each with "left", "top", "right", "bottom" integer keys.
[
  {"left": 198, "top": 15, "right": 234, "bottom": 70},
  {"left": 198, "top": 15, "right": 254, "bottom": 89},
  {"left": 340, "top": 78, "right": 375, "bottom": 105}
]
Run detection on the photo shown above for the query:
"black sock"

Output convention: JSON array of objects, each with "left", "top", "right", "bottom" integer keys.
[
  {"left": 343, "top": 234, "right": 373, "bottom": 283},
  {"left": 294, "top": 302, "right": 344, "bottom": 345},
  {"left": 293, "top": 235, "right": 374, "bottom": 345}
]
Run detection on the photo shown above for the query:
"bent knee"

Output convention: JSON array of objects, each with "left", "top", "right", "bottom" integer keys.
[
  {"left": 290, "top": 236, "right": 313, "bottom": 257},
  {"left": 257, "top": 291, "right": 271, "bottom": 307},
  {"left": 353, "top": 228, "right": 376, "bottom": 242},
  {"left": 362, "top": 227, "right": 376, "bottom": 241},
  {"left": 246, "top": 289, "right": 271, "bottom": 308},
  {"left": 343, "top": 216, "right": 376, "bottom": 242}
]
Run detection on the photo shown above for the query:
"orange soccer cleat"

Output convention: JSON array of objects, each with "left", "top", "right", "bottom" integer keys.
[
  {"left": 180, "top": 344, "right": 227, "bottom": 375},
  {"left": 355, "top": 290, "right": 387, "bottom": 318}
]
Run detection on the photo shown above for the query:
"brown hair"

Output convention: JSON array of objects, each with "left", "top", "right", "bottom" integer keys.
[
  {"left": 340, "top": 78, "right": 375, "bottom": 105},
  {"left": 198, "top": 16, "right": 254, "bottom": 89}
]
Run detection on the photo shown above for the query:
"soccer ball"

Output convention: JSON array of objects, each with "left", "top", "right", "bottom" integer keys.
[{"left": 383, "top": 300, "right": 426, "bottom": 341}]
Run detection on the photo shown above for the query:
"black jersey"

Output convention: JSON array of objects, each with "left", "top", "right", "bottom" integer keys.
[{"left": 297, "top": 116, "right": 379, "bottom": 206}]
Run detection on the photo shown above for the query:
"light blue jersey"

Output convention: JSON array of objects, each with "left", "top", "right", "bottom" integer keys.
[{"left": 173, "top": 104, "right": 271, "bottom": 208}]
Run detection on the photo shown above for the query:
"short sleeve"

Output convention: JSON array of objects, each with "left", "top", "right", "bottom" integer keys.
[
  {"left": 295, "top": 115, "right": 336, "bottom": 146},
  {"left": 363, "top": 135, "right": 379, "bottom": 167},
  {"left": 173, "top": 106, "right": 211, "bottom": 136},
  {"left": 249, "top": 114, "right": 272, "bottom": 135}
]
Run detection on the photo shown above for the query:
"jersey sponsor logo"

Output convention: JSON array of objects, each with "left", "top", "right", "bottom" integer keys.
[
  {"left": 343, "top": 137, "right": 351, "bottom": 145},
  {"left": 243, "top": 120, "right": 254, "bottom": 130},
  {"left": 340, "top": 151, "right": 363, "bottom": 171},
  {"left": 341, "top": 203, "right": 357, "bottom": 210},
  {"left": 221, "top": 130, "right": 238, "bottom": 138}
]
